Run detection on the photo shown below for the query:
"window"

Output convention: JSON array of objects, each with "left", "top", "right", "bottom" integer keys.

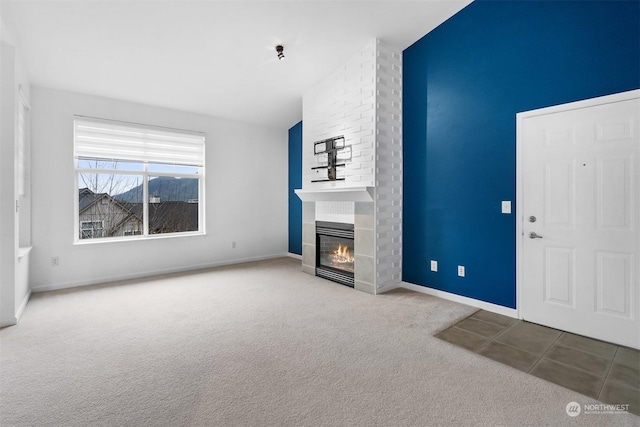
[
  {"left": 74, "top": 117, "right": 205, "bottom": 241},
  {"left": 80, "top": 221, "right": 104, "bottom": 239}
]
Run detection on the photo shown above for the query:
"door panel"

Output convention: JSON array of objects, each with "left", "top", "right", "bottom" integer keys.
[
  {"left": 544, "top": 160, "right": 575, "bottom": 227},
  {"left": 595, "top": 251, "right": 632, "bottom": 318},
  {"left": 597, "top": 157, "right": 630, "bottom": 230},
  {"left": 544, "top": 247, "right": 575, "bottom": 307},
  {"left": 519, "top": 93, "right": 639, "bottom": 349}
]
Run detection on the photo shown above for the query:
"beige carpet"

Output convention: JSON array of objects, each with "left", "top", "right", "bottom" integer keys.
[{"left": 1, "top": 257, "right": 637, "bottom": 426}]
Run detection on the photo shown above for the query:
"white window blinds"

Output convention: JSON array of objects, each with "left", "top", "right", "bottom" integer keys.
[{"left": 74, "top": 118, "right": 205, "bottom": 166}]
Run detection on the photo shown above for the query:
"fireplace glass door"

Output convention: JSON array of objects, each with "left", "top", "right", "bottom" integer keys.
[{"left": 316, "top": 221, "right": 355, "bottom": 287}]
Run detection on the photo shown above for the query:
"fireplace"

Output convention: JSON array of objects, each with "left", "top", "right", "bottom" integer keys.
[{"left": 316, "top": 221, "right": 355, "bottom": 287}]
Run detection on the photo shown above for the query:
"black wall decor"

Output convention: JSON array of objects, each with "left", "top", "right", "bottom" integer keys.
[{"left": 311, "top": 136, "right": 347, "bottom": 182}]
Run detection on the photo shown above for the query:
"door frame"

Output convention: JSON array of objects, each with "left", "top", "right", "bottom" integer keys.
[{"left": 515, "top": 89, "right": 640, "bottom": 321}]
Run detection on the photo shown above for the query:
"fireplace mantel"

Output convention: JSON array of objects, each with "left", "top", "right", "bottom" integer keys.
[{"left": 294, "top": 187, "right": 374, "bottom": 202}]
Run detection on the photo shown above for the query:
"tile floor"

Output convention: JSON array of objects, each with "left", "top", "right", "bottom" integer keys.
[{"left": 436, "top": 310, "right": 640, "bottom": 416}]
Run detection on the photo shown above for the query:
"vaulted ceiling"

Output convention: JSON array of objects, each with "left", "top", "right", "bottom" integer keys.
[{"left": 1, "top": 0, "right": 471, "bottom": 129}]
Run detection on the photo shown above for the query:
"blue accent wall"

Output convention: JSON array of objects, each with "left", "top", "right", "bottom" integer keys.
[
  {"left": 288, "top": 121, "right": 303, "bottom": 255},
  {"left": 403, "top": 0, "right": 640, "bottom": 308}
]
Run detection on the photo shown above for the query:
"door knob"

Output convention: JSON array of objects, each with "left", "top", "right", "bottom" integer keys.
[{"left": 529, "top": 232, "right": 543, "bottom": 239}]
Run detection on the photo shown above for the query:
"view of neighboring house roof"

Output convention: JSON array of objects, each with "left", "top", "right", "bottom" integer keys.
[
  {"left": 79, "top": 188, "right": 197, "bottom": 234},
  {"left": 78, "top": 187, "right": 110, "bottom": 213},
  {"left": 129, "top": 202, "right": 198, "bottom": 233},
  {"left": 78, "top": 188, "right": 143, "bottom": 233}
]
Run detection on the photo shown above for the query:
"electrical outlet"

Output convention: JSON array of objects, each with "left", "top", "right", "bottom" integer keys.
[
  {"left": 430, "top": 260, "right": 438, "bottom": 272},
  {"left": 457, "top": 265, "right": 465, "bottom": 277},
  {"left": 51, "top": 256, "right": 59, "bottom": 267},
  {"left": 232, "top": 241, "right": 236, "bottom": 249}
]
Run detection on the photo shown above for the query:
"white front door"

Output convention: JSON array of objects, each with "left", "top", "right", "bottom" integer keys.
[{"left": 518, "top": 90, "right": 640, "bottom": 349}]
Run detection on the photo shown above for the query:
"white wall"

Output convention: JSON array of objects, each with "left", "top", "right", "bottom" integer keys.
[
  {"left": 1, "top": 15, "right": 32, "bottom": 326},
  {"left": 0, "top": 40, "right": 17, "bottom": 325},
  {"left": 302, "top": 39, "right": 377, "bottom": 189},
  {"left": 373, "top": 40, "right": 403, "bottom": 290},
  {"left": 30, "top": 87, "right": 288, "bottom": 291}
]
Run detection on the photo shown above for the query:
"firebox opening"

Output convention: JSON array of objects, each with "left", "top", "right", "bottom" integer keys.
[{"left": 316, "top": 221, "right": 355, "bottom": 287}]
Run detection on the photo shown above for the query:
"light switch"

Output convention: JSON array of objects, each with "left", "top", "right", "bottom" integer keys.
[{"left": 501, "top": 201, "right": 511, "bottom": 214}]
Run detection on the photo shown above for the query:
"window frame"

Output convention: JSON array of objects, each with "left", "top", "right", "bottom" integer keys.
[{"left": 73, "top": 118, "right": 205, "bottom": 244}]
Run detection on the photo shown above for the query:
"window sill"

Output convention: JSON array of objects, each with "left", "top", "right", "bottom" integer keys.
[{"left": 74, "top": 231, "right": 206, "bottom": 245}]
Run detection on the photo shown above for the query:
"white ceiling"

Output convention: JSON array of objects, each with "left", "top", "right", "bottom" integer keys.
[{"left": 1, "top": 0, "right": 471, "bottom": 130}]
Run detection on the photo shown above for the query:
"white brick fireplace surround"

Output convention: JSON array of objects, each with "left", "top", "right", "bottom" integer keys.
[{"left": 295, "top": 39, "right": 402, "bottom": 295}]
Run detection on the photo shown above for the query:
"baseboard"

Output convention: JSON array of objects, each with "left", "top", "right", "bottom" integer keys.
[
  {"left": 399, "top": 282, "right": 518, "bottom": 318},
  {"left": 15, "top": 290, "right": 32, "bottom": 322},
  {"left": 287, "top": 252, "right": 302, "bottom": 260},
  {"left": 2, "top": 291, "right": 33, "bottom": 328},
  {"left": 30, "top": 253, "right": 290, "bottom": 293}
]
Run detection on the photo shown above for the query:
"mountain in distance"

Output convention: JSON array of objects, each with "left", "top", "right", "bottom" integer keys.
[{"left": 115, "top": 176, "right": 198, "bottom": 202}]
